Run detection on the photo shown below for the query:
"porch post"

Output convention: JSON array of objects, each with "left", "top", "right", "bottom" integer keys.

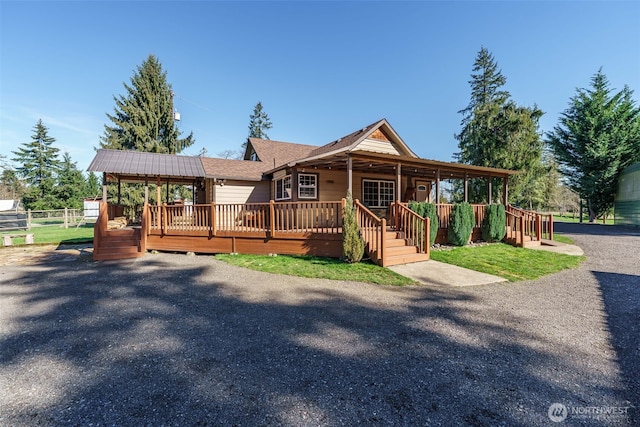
[
  {"left": 502, "top": 176, "right": 508, "bottom": 205},
  {"left": 144, "top": 177, "right": 149, "bottom": 204},
  {"left": 291, "top": 167, "right": 299, "bottom": 202},
  {"left": 166, "top": 178, "right": 170, "bottom": 202},
  {"left": 487, "top": 175, "right": 492, "bottom": 204},
  {"left": 102, "top": 172, "right": 107, "bottom": 203},
  {"left": 347, "top": 155, "right": 353, "bottom": 195},
  {"left": 117, "top": 178, "right": 122, "bottom": 205},
  {"left": 396, "top": 162, "right": 401, "bottom": 202},
  {"left": 435, "top": 168, "right": 441, "bottom": 204},
  {"left": 156, "top": 176, "right": 161, "bottom": 204},
  {"left": 463, "top": 172, "right": 469, "bottom": 203}
]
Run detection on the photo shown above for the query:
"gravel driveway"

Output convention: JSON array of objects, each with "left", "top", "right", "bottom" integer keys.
[{"left": 0, "top": 223, "right": 638, "bottom": 426}]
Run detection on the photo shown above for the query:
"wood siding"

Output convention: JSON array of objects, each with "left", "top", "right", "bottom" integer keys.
[
  {"left": 215, "top": 181, "right": 270, "bottom": 204},
  {"left": 355, "top": 138, "right": 401, "bottom": 155}
]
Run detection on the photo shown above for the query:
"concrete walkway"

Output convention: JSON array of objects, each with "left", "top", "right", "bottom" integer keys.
[{"left": 390, "top": 241, "right": 584, "bottom": 287}]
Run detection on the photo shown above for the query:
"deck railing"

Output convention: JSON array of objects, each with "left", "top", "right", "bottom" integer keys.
[
  {"left": 354, "top": 199, "right": 386, "bottom": 266},
  {"left": 436, "top": 203, "right": 485, "bottom": 229},
  {"left": 148, "top": 201, "right": 344, "bottom": 237},
  {"left": 390, "top": 201, "right": 430, "bottom": 256}
]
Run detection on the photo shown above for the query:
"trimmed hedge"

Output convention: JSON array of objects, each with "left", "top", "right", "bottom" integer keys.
[
  {"left": 407, "top": 201, "right": 439, "bottom": 246},
  {"left": 448, "top": 202, "right": 475, "bottom": 246},
  {"left": 481, "top": 204, "right": 506, "bottom": 242}
]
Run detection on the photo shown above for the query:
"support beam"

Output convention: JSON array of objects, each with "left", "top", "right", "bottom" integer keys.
[
  {"left": 396, "top": 162, "right": 401, "bottom": 202},
  {"left": 144, "top": 177, "right": 149, "bottom": 204},
  {"left": 435, "top": 168, "right": 441, "bottom": 204},
  {"left": 347, "top": 155, "right": 353, "bottom": 195},
  {"left": 487, "top": 175, "right": 492, "bottom": 204},
  {"left": 463, "top": 172, "right": 469, "bottom": 203},
  {"left": 166, "top": 178, "right": 170, "bottom": 202},
  {"left": 156, "top": 176, "right": 161, "bottom": 204},
  {"left": 117, "top": 178, "right": 122, "bottom": 205},
  {"left": 502, "top": 177, "right": 508, "bottom": 205},
  {"left": 102, "top": 173, "right": 107, "bottom": 203}
]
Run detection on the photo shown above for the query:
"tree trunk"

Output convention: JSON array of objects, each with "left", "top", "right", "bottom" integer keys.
[{"left": 587, "top": 199, "right": 597, "bottom": 223}]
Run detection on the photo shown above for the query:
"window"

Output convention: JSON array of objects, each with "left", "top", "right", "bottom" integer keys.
[
  {"left": 363, "top": 179, "right": 395, "bottom": 207},
  {"left": 298, "top": 173, "right": 317, "bottom": 199},
  {"left": 275, "top": 175, "right": 291, "bottom": 200}
]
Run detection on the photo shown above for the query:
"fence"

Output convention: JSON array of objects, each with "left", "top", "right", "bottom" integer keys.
[{"left": 26, "top": 208, "right": 92, "bottom": 229}]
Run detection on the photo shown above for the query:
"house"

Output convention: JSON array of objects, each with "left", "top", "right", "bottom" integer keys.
[{"left": 88, "top": 119, "right": 552, "bottom": 265}]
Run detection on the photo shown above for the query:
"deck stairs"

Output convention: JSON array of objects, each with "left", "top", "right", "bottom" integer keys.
[
  {"left": 504, "top": 225, "right": 541, "bottom": 248},
  {"left": 93, "top": 227, "right": 144, "bottom": 261},
  {"left": 374, "top": 228, "right": 430, "bottom": 266}
]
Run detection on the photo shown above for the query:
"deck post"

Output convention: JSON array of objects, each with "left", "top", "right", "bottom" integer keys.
[
  {"left": 347, "top": 155, "right": 353, "bottom": 195},
  {"left": 549, "top": 215, "right": 554, "bottom": 241},
  {"left": 487, "top": 175, "right": 492, "bottom": 204},
  {"left": 380, "top": 218, "right": 386, "bottom": 267},
  {"left": 536, "top": 214, "right": 542, "bottom": 241},
  {"left": 435, "top": 168, "right": 441, "bottom": 204},
  {"left": 270, "top": 200, "right": 276, "bottom": 237},
  {"left": 144, "top": 177, "right": 149, "bottom": 204},
  {"left": 502, "top": 177, "right": 508, "bottom": 205},
  {"left": 214, "top": 202, "right": 218, "bottom": 237},
  {"left": 464, "top": 172, "right": 468, "bottom": 203},
  {"left": 162, "top": 204, "right": 167, "bottom": 236},
  {"left": 424, "top": 216, "right": 430, "bottom": 257},
  {"left": 396, "top": 163, "right": 401, "bottom": 203}
]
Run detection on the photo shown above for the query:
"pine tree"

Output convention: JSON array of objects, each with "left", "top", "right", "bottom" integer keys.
[
  {"left": 100, "top": 54, "right": 194, "bottom": 154},
  {"left": 546, "top": 69, "right": 640, "bottom": 221},
  {"left": 455, "top": 47, "right": 545, "bottom": 205},
  {"left": 85, "top": 172, "right": 101, "bottom": 198},
  {"left": 12, "top": 120, "right": 61, "bottom": 207},
  {"left": 243, "top": 101, "right": 273, "bottom": 152},
  {"left": 54, "top": 152, "right": 86, "bottom": 209}
]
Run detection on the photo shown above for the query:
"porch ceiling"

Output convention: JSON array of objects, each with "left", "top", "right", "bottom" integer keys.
[{"left": 290, "top": 151, "right": 519, "bottom": 180}]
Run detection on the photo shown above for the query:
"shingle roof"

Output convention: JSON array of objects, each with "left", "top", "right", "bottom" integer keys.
[
  {"left": 307, "top": 119, "right": 384, "bottom": 158},
  {"left": 88, "top": 149, "right": 206, "bottom": 178},
  {"left": 200, "top": 157, "right": 269, "bottom": 181},
  {"left": 248, "top": 138, "right": 317, "bottom": 167}
]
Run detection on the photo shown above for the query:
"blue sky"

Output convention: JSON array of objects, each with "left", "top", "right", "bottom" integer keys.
[{"left": 1, "top": 1, "right": 639, "bottom": 173}]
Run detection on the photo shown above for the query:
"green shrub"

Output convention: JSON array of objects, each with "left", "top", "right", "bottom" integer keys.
[
  {"left": 342, "top": 191, "right": 365, "bottom": 263},
  {"left": 448, "top": 202, "right": 475, "bottom": 246},
  {"left": 408, "top": 201, "right": 439, "bottom": 246},
  {"left": 481, "top": 204, "right": 506, "bottom": 242}
]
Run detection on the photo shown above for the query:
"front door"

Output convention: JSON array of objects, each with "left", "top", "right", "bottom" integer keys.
[{"left": 415, "top": 180, "right": 431, "bottom": 203}]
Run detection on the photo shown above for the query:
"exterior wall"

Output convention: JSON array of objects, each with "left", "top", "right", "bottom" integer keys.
[
  {"left": 615, "top": 163, "right": 640, "bottom": 226},
  {"left": 214, "top": 181, "right": 270, "bottom": 204}
]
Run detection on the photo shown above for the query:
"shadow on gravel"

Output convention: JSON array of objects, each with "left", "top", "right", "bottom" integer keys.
[
  {"left": 0, "top": 255, "right": 633, "bottom": 426},
  {"left": 593, "top": 271, "right": 640, "bottom": 424}
]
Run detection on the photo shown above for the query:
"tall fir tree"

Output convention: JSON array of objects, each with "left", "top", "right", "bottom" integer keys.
[
  {"left": 546, "top": 69, "right": 640, "bottom": 221},
  {"left": 100, "top": 54, "right": 194, "bottom": 154},
  {"left": 54, "top": 152, "right": 86, "bottom": 209},
  {"left": 12, "top": 119, "right": 61, "bottom": 208},
  {"left": 455, "top": 47, "right": 545, "bottom": 207},
  {"left": 243, "top": 101, "right": 272, "bottom": 152}
]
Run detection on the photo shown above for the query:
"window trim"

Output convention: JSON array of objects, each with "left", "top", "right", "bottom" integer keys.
[
  {"left": 362, "top": 178, "right": 395, "bottom": 208},
  {"left": 297, "top": 173, "right": 318, "bottom": 200},
  {"left": 274, "top": 175, "right": 292, "bottom": 201}
]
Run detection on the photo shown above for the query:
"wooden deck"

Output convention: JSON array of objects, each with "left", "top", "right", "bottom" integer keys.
[{"left": 93, "top": 201, "right": 552, "bottom": 266}]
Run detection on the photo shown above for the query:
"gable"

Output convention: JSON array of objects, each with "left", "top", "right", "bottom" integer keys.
[{"left": 354, "top": 127, "right": 402, "bottom": 155}]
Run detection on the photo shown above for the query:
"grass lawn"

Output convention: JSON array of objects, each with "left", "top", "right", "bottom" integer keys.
[
  {"left": 553, "top": 233, "right": 575, "bottom": 244},
  {"left": 430, "top": 243, "right": 584, "bottom": 282},
  {"left": 0, "top": 224, "right": 95, "bottom": 245},
  {"left": 215, "top": 254, "right": 417, "bottom": 286}
]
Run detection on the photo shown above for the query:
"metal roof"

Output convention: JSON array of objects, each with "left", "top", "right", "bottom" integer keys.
[{"left": 88, "top": 149, "right": 207, "bottom": 179}]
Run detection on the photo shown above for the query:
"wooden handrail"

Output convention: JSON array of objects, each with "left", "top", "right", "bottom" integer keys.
[
  {"left": 353, "top": 199, "right": 385, "bottom": 266},
  {"left": 390, "top": 201, "right": 430, "bottom": 254}
]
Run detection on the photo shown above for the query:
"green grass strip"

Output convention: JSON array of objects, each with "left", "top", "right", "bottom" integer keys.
[
  {"left": 430, "top": 243, "right": 584, "bottom": 282},
  {"left": 215, "top": 254, "right": 417, "bottom": 286}
]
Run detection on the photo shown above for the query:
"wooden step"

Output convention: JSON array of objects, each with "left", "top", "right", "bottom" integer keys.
[
  {"left": 385, "top": 238, "right": 410, "bottom": 248},
  {"left": 384, "top": 252, "right": 430, "bottom": 266},
  {"left": 385, "top": 245, "right": 420, "bottom": 257}
]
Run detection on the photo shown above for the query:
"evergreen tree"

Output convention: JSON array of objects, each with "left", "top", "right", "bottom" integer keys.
[
  {"left": 100, "top": 54, "right": 194, "bottom": 154},
  {"left": 546, "top": 69, "right": 640, "bottom": 221},
  {"left": 342, "top": 191, "right": 365, "bottom": 263},
  {"left": 0, "top": 169, "right": 27, "bottom": 200},
  {"left": 85, "top": 172, "right": 101, "bottom": 198},
  {"left": 12, "top": 119, "right": 61, "bottom": 208},
  {"left": 243, "top": 101, "right": 272, "bottom": 151},
  {"left": 54, "top": 152, "right": 86, "bottom": 209},
  {"left": 455, "top": 47, "right": 545, "bottom": 205}
]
